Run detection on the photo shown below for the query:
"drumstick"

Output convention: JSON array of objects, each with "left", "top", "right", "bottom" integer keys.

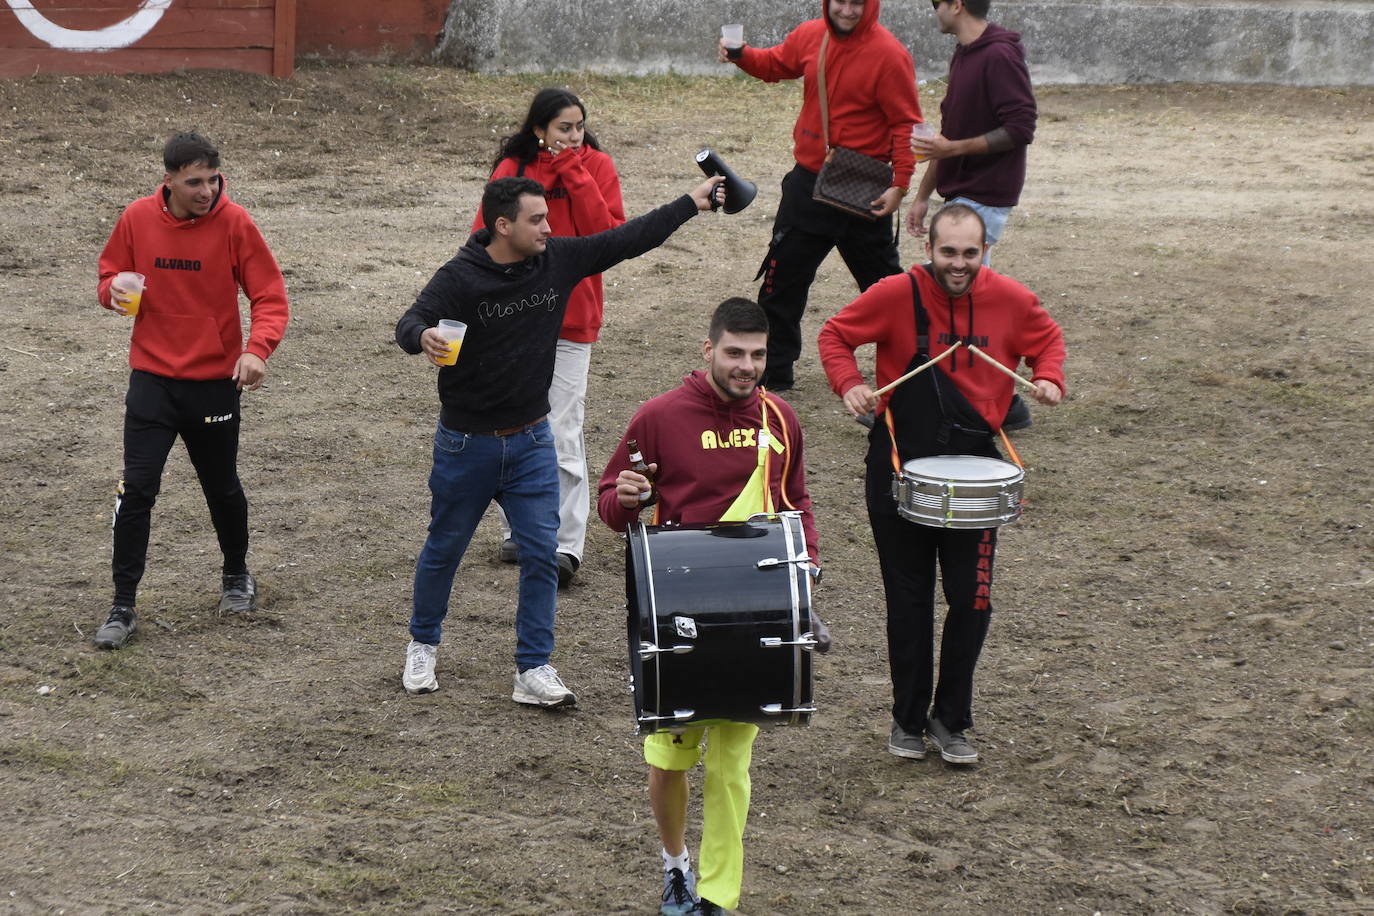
[
  {"left": 873, "top": 343, "right": 961, "bottom": 397},
  {"left": 965, "top": 344, "right": 1040, "bottom": 393}
]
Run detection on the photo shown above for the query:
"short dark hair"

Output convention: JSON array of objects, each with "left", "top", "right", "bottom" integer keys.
[
  {"left": 163, "top": 132, "right": 219, "bottom": 172},
  {"left": 708, "top": 297, "right": 769, "bottom": 344},
  {"left": 929, "top": 202, "right": 986, "bottom": 247},
  {"left": 963, "top": 0, "right": 992, "bottom": 18},
  {"left": 481, "top": 176, "right": 545, "bottom": 231}
]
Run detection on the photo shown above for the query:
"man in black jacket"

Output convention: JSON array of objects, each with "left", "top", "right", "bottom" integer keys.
[{"left": 395, "top": 174, "right": 724, "bottom": 707}]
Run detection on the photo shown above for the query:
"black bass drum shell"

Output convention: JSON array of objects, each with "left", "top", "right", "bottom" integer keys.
[{"left": 626, "top": 515, "right": 815, "bottom": 733}]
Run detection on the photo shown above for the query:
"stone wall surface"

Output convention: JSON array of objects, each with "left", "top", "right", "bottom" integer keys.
[{"left": 435, "top": 0, "right": 1374, "bottom": 86}]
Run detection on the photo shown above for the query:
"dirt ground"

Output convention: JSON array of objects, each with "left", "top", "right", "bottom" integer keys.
[{"left": 1, "top": 64, "right": 1372, "bottom": 914}]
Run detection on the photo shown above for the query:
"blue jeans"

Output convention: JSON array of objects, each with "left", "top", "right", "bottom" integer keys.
[
  {"left": 945, "top": 197, "right": 1013, "bottom": 266},
  {"left": 410, "top": 420, "right": 559, "bottom": 671}
]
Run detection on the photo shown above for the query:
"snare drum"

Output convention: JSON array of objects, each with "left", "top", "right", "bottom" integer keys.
[
  {"left": 892, "top": 455, "right": 1024, "bottom": 529},
  {"left": 626, "top": 513, "right": 817, "bottom": 733}
]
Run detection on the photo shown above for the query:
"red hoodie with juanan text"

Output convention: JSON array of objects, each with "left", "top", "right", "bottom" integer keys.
[
  {"left": 97, "top": 179, "right": 289, "bottom": 380},
  {"left": 730, "top": 0, "right": 922, "bottom": 189},
  {"left": 819, "top": 265, "right": 1065, "bottom": 431},
  {"left": 471, "top": 144, "right": 625, "bottom": 343},
  {"left": 598, "top": 370, "right": 818, "bottom": 564}
]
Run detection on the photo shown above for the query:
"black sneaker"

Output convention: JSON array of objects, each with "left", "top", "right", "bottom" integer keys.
[
  {"left": 1002, "top": 393, "right": 1031, "bottom": 431},
  {"left": 498, "top": 538, "right": 519, "bottom": 564},
  {"left": 687, "top": 899, "right": 724, "bottom": 915},
  {"left": 556, "top": 553, "right": 579, "bottom": 589},
  {"left": 93, "top": 605, "right": 137, "bottom": 650},
  {"left": 219, "top": 573, "right": 258, "bottom": 614},
  {"left": 762, "top": 365, "right": 794, "bottom": 392}
]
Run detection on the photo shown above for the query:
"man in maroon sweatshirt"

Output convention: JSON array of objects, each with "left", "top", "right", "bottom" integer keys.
[
  {"left": 599, "top": 298, "right": 821, "bottom": 915},
  {"left": 909, "top": 0, "right": 1038, "bottom": 428}
]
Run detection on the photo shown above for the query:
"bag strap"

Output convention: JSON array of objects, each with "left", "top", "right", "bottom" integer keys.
[
  {"left": 816, "top": 31, "right": 831, "bottom": 151},
  {"left": 907, "top": 271, "right": 930, "bottom": 357}
]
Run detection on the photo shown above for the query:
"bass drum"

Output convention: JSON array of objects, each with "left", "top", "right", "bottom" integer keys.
[{"left": 626, "top": 513, "right": 818, "bottom": 734}]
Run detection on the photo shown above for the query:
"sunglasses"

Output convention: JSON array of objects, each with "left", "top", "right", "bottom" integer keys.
[{"left": 930, "top": 0, "right": 946, "bottom": 8}]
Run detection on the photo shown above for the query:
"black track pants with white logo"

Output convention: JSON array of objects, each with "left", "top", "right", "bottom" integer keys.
[{"left": 112, "top": 370, "right": 248, "bottom": 605}]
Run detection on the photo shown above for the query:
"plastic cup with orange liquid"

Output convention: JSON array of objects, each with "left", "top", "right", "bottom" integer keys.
[
  {"left": 112, "top": 271, "right": 146, "bottom": 316},
  {"left": 435, "top": 319, "right": 467, "bottom": 367},
  {"left": 911, "top": 122, "right": 938, "bottom": 163}
]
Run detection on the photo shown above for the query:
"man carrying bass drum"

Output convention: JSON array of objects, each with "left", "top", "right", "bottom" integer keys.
[
  {"left": 598, "top": 298, "right": 822, "bottom": 916},
  {"left": 818, "top": 203, "right": 1065, "bottom": 766}
]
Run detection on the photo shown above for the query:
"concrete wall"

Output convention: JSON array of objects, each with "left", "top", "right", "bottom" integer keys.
[{"left": 435, "top": 0, "right": 1374, "bottom": 86}]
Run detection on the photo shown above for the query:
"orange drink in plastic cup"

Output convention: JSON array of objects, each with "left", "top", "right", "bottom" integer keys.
[
  {"left": 113, "top": 271, "right": 145, "bottom": 316},
  {"left": 436, "top": 319, "right": 467, "bottom": 367}
]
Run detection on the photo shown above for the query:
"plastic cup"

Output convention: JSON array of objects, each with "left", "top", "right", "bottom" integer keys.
[
  {"left": 113, "top": 271, "right": 145, "bottom": 316},
  {"left": 435, "top": 319, "right": 467, "bottom": 367},
  {"left": 911, "top": 122, "right": 937, "bottom": 162},
  {"left": 721, "top": 24, "right": 744, "bottom": 49}
]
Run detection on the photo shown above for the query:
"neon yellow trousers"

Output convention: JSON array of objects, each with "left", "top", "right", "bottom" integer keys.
[{"left": 645, "top": 722, "right": 759, "bottom": 910}]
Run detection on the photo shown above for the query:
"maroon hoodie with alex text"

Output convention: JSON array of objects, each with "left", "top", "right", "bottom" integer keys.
[{"left": 597, "top": 370, "right": 818, "bottom": 564}]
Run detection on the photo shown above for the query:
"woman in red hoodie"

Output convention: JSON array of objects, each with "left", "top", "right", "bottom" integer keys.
[{"left": 472, "top": 88, "right": 626, "bottom": 585}]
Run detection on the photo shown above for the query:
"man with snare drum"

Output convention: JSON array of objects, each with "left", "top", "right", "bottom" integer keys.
[
  {"left": 819, "top": 203, "right": 1064, "bottom": 765},
  {"left": 598, "top": 298, "right": 823, "bottom": 915}
]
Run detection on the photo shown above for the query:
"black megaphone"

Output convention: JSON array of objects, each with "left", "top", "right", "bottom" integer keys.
[{"left": 695, "top": 148, "right": 757, "bottom": 214}]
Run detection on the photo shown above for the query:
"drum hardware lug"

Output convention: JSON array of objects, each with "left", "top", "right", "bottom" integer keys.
[
  {"left": 755, "top": 556, "right": 811, "bottom": 570},
  {"left": 759, "top": 636, "right": 819, "bottom": 649},
  {"left": 760, "top": 703, "right": 818, "bottom": 716},
  {"left": 640, "top": 642, "right": 695, "bottom": 658},
  {"left": 638, "top": 709, "right": 696, "bottom": 724}
]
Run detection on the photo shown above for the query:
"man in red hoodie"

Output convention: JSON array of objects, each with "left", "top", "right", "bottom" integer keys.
[
  {"left": 93, "top": 132, "right": 289, "bottom": 650},
  {"left": 599, "top": 298, "right": 820, "bottom": 915},
  {"left": 720, "top": 0, "right": 921, "bottom": 393},
  {"left": 819, "top": 204, "right": 1063, "bottom": 765}
]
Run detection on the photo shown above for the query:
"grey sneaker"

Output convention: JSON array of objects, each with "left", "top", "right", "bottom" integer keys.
[
  {"left": 498, "top": 538, "right": 519, "bottom": 564},
  {"left": 661, "top": 866, "right": 698, "bottom": 915},
  {"left": 927, "top": 718, "right": 978, "bottom": 765},
  {"left": 887, "top": 721, "right": 926, "bottom": 760},
  {"left": 512, "top": 664, "right": 576, "bottom": 707},
  {"left": 403, "top": 640, "right": 439, "bottom": 695},
  {"left": 93, "top": 605, "right": 137, "bottom": 650},
  {"left": 218, "top": 573, "right": 258, "bottom": 614}
]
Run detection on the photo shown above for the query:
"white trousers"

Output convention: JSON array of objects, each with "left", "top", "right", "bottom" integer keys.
[{"left": 498, "top": 339, "right": 591, "bottom": 561}]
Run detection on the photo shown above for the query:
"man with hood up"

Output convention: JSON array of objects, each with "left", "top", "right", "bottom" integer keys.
[
  {"left": 719, "top": 0, "right": 922, "bottom": 394},
  {"left": 395, "top": 174, "right": 724, "bottom": 710},
  {"left": 598, "top": 298, "right": 822, "bottom": 915},
  {"left": 93, "top": 131, "right": 289, "bottom": 650}
]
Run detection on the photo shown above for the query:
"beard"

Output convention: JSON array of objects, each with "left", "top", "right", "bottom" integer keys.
[{"left": 934, "top": 261, "right": 980, "bottom": 297}]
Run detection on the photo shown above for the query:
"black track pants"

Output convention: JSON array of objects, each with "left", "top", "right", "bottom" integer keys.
[{"left": 112, "top": 370, "right": 248, "bottom": 605}]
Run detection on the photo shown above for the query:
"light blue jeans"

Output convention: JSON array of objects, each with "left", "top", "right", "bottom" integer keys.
[
  {"left": 945, "top": 196, "right": 1013, "bottom": 266},
  {"left": 410, "top": 419, "right": 559, "bottom": 671}
]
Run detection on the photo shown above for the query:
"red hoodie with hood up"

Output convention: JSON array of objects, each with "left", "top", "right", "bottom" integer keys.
[
  {"left": 730, "top": 0, "right": 923, "bottom": 190},
  {"left": 97, "top": 179, "right": 289, "bottom": 381}
]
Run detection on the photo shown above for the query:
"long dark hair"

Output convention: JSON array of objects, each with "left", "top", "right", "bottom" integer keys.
[{"left": 492, "top": 87, "right": 602, "bottom": 171}]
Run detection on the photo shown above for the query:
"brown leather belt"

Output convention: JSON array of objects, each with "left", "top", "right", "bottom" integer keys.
[{"left": 477, "top": 415, "right": 547, "bottom": 437}]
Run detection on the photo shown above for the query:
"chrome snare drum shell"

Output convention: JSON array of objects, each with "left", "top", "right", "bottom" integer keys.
[{"left": 892, "top": 455, "right": 1025, "bottom": 529}]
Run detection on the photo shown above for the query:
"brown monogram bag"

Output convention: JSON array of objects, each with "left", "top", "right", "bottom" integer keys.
[{"left": 811, "top": 32, "right": 893, "bottom": 220}]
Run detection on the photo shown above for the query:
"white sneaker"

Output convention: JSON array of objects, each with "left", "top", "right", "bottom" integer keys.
[
  {"left": 403, "top": 640, "right": 438, "bottom": 695},
  {"left": 512, "top": 664, "right": 576, "bottom": 707}
]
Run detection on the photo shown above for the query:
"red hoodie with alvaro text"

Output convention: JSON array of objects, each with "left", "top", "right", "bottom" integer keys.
[
  {"left": 730, "top": 0, "right": 922, "bottom": 189},
  {"left": 597, "top": 370, "right": 818, "bottom": 564},
  {"left": 97, "top": 179, "right": 289, "bottom": 380}
]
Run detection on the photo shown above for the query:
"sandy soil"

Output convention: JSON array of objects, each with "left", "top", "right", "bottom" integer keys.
[{"left": 1, "top": 65, "right": 1372, "bottom": 914}]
